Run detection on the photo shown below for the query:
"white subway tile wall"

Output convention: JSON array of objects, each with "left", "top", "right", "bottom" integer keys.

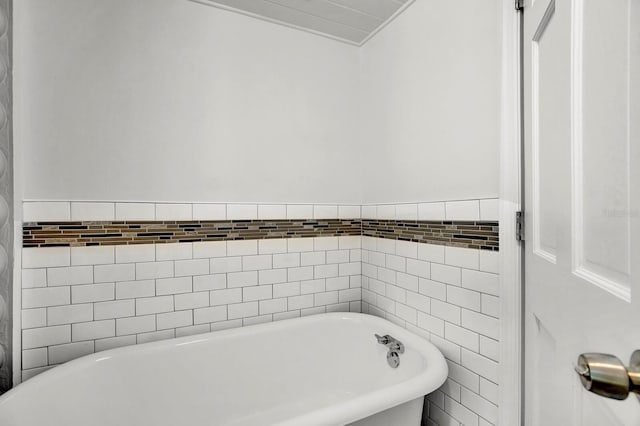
[
  {"left": 20, "top": 236, "right": 362, "bottom": 381},
  {"left": 360, "top": 236, "right": 499, "bottom": 426}
]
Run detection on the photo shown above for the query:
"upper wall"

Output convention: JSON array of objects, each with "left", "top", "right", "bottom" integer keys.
[
  {"left": 14, "top": 0, "right": 361, "bottom": 204},
  {"left": 359, "top": 0, "right": 501, "bottom": 203}
]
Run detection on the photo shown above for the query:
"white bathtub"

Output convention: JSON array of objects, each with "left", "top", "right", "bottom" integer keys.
[{"left": 0, "top": 313, "right": 447, "bottom": 426}]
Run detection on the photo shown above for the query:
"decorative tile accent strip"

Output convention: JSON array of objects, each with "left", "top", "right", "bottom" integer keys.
[
  {"left": 23, "top": 219, "right": 499, "bottom": 251},
  {"left": 22, "top": 219, "right": 362, "bottom": 247},
  {"left": 362, "top": 219, "right": 499, "bottom": 251}
]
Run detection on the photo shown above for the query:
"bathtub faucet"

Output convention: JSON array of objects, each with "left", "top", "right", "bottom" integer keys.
[{"left": 374, "top": 334, "right": 405, "bottom": 354}]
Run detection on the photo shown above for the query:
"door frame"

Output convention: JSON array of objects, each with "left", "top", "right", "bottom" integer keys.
[{"left": 499, "top": 0, "right": 523, "bottom": 425}]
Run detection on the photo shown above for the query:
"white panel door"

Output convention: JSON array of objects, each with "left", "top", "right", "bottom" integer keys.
[{"left": 524, "top": 0, "right": 640, "bottom": 424}]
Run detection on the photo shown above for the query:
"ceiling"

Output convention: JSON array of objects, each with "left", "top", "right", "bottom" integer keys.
[{"left": 189, "top": 0, "right": 414, "bottom": 45}]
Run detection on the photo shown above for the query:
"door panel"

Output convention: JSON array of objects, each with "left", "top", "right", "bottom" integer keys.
[{"left": 524, "top": 0, "right": 640, "bottom": 424}]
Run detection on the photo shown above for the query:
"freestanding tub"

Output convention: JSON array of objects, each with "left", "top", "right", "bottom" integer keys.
[{"left": 0, "top": 313, "right": 447, "bottom": 426}]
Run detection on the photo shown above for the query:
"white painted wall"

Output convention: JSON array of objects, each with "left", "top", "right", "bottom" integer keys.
[
  {"left": 14, "top": 0, "right": 361, "bottom": 204},
  {"left": 359, "top": 0, "right": 501, "bottom": 203}
]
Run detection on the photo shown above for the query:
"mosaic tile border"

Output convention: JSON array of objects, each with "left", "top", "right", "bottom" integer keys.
[{"left": 23, "top": 219, "right": 499, "bottom": 251}]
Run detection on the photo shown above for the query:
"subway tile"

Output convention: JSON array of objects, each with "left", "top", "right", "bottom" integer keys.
[
  {"left": 480, "top": 377, "right": 499, "bottom": 405},
  {"left": 445, "top": 323, "right": 479, "bottom": 352},
  {"left": 156, "top": 242, "right": 192, "bottom": 261},
  {"left": 339, "top": 288, "right": 360, "bottom": 303},
  {"left": 396, "top": 272, "right": 419, "bottom": 292},
  {"left": 243, "top": 314, "right": 273, "bottom": 326},
  {"left": 227, "top": 240, "right": 258, "bottom": 256},
  {"left": 360, "top": 205, "right": 376, "bottom": 218},
  {"left": 23, "top": 287, "right": 70, "bottom": 309},
  {"left": 258, "top": 204, "right": 286, "bottom": 219},
  {"left": 395, "top": 303, "right": 417, "bottom": 324},
  {"left": 396, "top": 240, "right": 418, "bottom": 259},
  {"left": 211, "top": 319, "right": 243, "bottom": 332},
  {"left": 461, "top": 349, "right": 499, "bottom": 383},
  {"left": 115, "top": 244, "right": 155, "bottom": 264},
  {"left": 155, "top": 203, "right": 192, "bottom": 220},
  {"left": 338, "top": 205, "right": 361, "bottom": 219},
  {"left": 259, "top": 298, "right": 287, "bottom": 315},
  {"left": 95, "top": 335, "right": 137, "bottom": 352},
  {"left": 376, "top": 294, "right": 395, "bottom": 314},
  {"left": 23, "top": 201, "right": 70, "bottom": 221},
  {"left": 258, "top": 239, "right": 288, "bottom": 254},
  {"left": 314, "top": 291, "right": 338, "bottom": 306},
  {"left": 313, "top": 205, "right": 337, "bottom": 219},
  {"left": 300, "top": 279, "right": 325, "bottom": 294},
  {"left": 22, "top": 366, "right": 53, "bottom": 381},
  {"left": 47, "top": 304, "right": 93, "bottom": 326},
  {"left": 479, "top": 199, "right": 499, "bottom": 221},
  {"left": 157, "top": 310, "right": 193, "bottom": 330},
  {"left": 377, "top": 267, "right": 396, "bottom": 285},
  {"left": 394, "top": 204, "right": 417, "bottom": 220},
  {"left": 480, "top": 336, "right": 499, "bottom": 362},
  {"left": 362, "top": 263, "right": 377, "bottom": 279},
  {"left": 368, "top": 251, "right": 385, "bottom": 267},
  {"left": 192, "top": 203, "right": 226, "bottom": 220},
  {"left": 376, "top": 205, "right": 395, "bottom": 220},
  {"left": 72, "top": 320, "right": 115, "bottom": 341},
  {"left": 288, "top": 266, "right": 314, "bottom": 282},
  {"left": 273, "top": 253, "right": 300, "bottom": 269},
  {"left": 417, "top": 312, "right": 444, "bottom": 337},
  {"left": 339, "top": 236, "right": 361, "bottom": 250},
  {"left": 174, "top": 259, "right": 209, "bottom": 277},
  {"left": 479, "top": 250, "right": 499, "bottom": 274},
  {"left": 418, "top": 202, "right": 446, "bottom": 221},
  {"left": 116, "top": 279, "right": 155, "bottom": 299},
  {"left": 419, "top": 278, "right": 447, "bottom": 301},
  {"left": 386, "top": 284, "right": 406, "bottom": 303},
  {"left": 448, "top": 286, "right": 481, "bottom": 312},
  {"left": 193, "top": 241, "right": 226, "bottom": 258},
  {"left": 22, "top": 348, "right": 48, "bottom": 369},
  {"left": 314, "top": 237, "right": 339, "bottom": 251},
  {"left": 174, "top": 291, "right": 209, "bottom": 310},
  {"left": 227, "top": 271, "right": 258, "bottom": 288},
  {"left": 22, "top": 308, "right": 47, "bottom": 329},
  {"left": 429, "top": 403, "right": 459, "bottom": 426},
  {"left": 72, "top": 283, "right": 114, "bottom": 304},
  {"left": 243, "top": 285, "right": 272, "bottom": 302},
  {"left": 326, "top": 303, "right": 349, "bottom": 313},
  {"left": 94, "top": 263, "right": 135, "bottom": 283},
  {"left": 445, "top": 246, "right": 480, "bottom": 270},
  {"left": 135, "top": 295, "right": 173, "bottom": 315},
  {"left": 274, "top": 310, "right": 300, "bottom": 321},
  {"left": 326, "top": 276, "right": 349, "bottom": 291},
  {"left": 417, "top": 243, "right": 445, "bottom": 264},
  {"left": 115, "top": 203, "right": 155, "bottom": 220},
  {"left": 47, "top": 266, "right": 93, "bottom": 287},
  {"left": 445, "top": 395, "right": 479, "bottom": 426},
  {"left": 431, "top": 264, "right": 462, "bottom": 286},
  {"left": 406, "top": 291, "right": 430, "bottom": 313},
  {"left": 22, "top": 269, "right": 47, "bottom": 288},
  {"left": 430, "top": 335, "right": 461, "bottom": 363},
  {"left": 273, "top": 281, "right": 300, "bottom": 298},
  {"left": 23, "top": 247, "right": 70, "bottom": 268},
  {"left": 461, "top": 388, "right": 498, "bottom": 424},
  {"left": 71, "top": 202, "right": 114, "bottom": 221},
  {"left": 193, "top": 306, "right": 227, "bottom": 324},
  {"left": 376, "top": 238, "right": 396, "bottom": 254},
  {"left": 432, "top": 299, "right": 461, "bottom": 324},
  {"left": 242, "top": 254, "right": 272, "bottom": 271},
  {"left": 445, "top": 200, "right": 480, "bottom": 221},
  {"left": 23, "top": 325, "right": 71, "bottom": 349},
  {"left": 176, "top": 324, "right": 211, "bottom": 338},
  {"left": 481, "top": 294, "right": 499, "bottom": 318},
  {"left": 406, "top": 258, "right": 430, "bottom": 278},
  {"left": 462, "top": 269, "right": 499, "bottom": 296},
  {"left": 136, "top": 261, "right": 174, "bottom": 280},
  {"left": 116, "top": 315, "right": 156, "bottom": 336},
  {"left": 301, "top": 251, "right": 326, "bottom": 266},
  {"left": 48, "top": 341, "right": 94, "bottom": 365},
  {"left": 287, "top": 238, "right": 314, "bottom": 252},
  {"left": 326, "top": 250, "right": 349, "bottom": 264},
  {"left": 441, "top": 378, "right": 462, "bottom": 402},
  {"left": 286, "top": 204, "right": 313, "bottom": 220},
  {"left": 226, "top": 204, "right": 257, "bottom": 220},
  {"left": 350, "top": 275, "right": 362, "bottom": 288},
  {"left": 447, "top": 359, "right": 480, "bottom": 393},
  {"left": 462, "top": 309, "right": 499, "bottom": 339},
  {"left": 314, "top": 264, "right": 339, "bottom": 279},
  {"left": 94, "top": 299, "right": 135, "bottom": 320},
  {"left": 210, "top": 288, "right": 242, "bottom": 306},
  {"left": 156, "top": 276, "right": 192, "bottom": 295},
  {"left": 386, "top": 255, "right": 405, "bottom": 272},
  {"left": 193, "top": 274, "right": 226, "bottom": 292},
  {"left": 137, "top": 329, "right": 175, "bottom": 344},
  {"left": 71, "top": 246, "right": 114, "bottom": 266},
  {"left": 228, "top": 301, "right": 258, "bottom": 319},
  {"left": 288, "top": 294, "right": 314, "bottom": 310},
  {"left": 259, "top": 269, "right": 287, "bottom": 285},
  {"left": 210, "top": 256, "right": 242, "bottom": 273},
  {"left": 338, "top": 262, "right": 360, "bottom": 277},
  {"left": 427, "top": 390, "right": 445, "bottom": 411}
]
